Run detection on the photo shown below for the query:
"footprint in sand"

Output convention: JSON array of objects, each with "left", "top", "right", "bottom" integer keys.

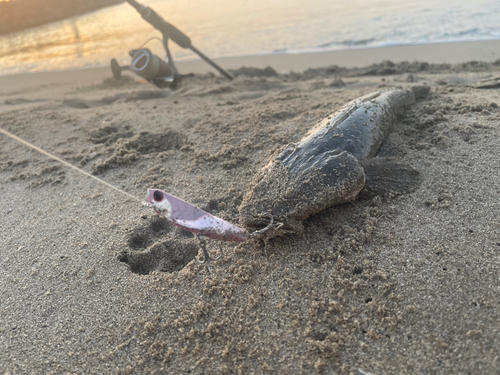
[{"left": 119, "top": 216, "right": 198, "bottom": 274}]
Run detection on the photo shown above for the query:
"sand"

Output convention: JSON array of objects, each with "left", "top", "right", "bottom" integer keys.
[{"left": 1, "top": 42, "right": 500, "bottom": 374}]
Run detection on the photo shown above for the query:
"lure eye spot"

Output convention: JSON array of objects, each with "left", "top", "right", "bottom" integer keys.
[{"left": 153, "top": 190, "right": 163, "bottom": 202}]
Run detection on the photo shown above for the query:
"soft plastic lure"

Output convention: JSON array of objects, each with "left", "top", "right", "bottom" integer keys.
[
  {"left": 147, "top": 188, "right": 274, "bottom": 263},
  {"left": 147, "top": 188, "right": 248, "bottom": 242}
]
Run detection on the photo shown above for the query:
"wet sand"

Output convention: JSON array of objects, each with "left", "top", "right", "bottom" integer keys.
[{"left": 1, "top": 44, "right": 500, "bottom": 374}]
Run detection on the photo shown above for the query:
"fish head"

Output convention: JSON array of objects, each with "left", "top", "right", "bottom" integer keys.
[{"left": 147, "top": 188, "right": 173, "bottom": 219}]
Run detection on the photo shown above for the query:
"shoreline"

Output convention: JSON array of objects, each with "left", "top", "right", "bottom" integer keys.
[{"left": 2, "top": 39, "right": 500, "bottom": 90}]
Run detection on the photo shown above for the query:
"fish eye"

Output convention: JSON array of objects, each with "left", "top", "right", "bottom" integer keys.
[{"left": 153, "top": 190, "right": 163, "bottom": 202}]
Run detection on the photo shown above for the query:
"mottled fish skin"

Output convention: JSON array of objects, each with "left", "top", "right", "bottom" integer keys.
[{"left": 239, "top": 86, "right": 429, "bottom": 232}]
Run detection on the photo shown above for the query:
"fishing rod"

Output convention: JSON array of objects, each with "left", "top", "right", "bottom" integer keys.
[{"left": 111, "top": 0, "right": 233, "bottom": 88}]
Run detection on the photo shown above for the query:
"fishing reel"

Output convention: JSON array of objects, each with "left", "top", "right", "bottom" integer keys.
[
  {"left": 111, "top": 47, "right": 188, "bottom": 89},
  {"left": 111, "top": 0, "right": 232, "bottom": 89}
]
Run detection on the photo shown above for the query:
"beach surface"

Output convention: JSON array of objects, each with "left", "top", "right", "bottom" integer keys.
[{"left": 1, "top": 42, "right": 500, "bottom": 374}]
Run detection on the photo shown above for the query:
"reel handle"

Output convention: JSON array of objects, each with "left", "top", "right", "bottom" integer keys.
[{"left": 110, "top": 58, "right": 131, "bottom": 79}]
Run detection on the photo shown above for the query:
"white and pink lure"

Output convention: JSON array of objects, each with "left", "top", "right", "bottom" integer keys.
[{"left": 147, "top": 188, "right": 248, "bottom": 242}]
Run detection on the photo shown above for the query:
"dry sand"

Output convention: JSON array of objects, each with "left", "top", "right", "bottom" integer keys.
[{"left": 1, "top": 42, "right": 500, "bottom": 374}]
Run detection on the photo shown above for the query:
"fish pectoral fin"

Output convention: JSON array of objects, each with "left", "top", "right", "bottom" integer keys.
[{"left": 362, "top": 158, "right": 422, "bottom": 197}]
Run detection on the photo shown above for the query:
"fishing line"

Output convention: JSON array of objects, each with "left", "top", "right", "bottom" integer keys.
[{"left": 0, "top": 127, "right": 142, "bottom": 204}]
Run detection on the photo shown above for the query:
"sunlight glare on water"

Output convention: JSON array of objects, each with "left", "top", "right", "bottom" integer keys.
[{"left": 0, "top": 0, "right": 499, "bottom": 75}]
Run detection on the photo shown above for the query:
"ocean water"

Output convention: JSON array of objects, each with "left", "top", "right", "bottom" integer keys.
[{"left": 0, "top": 0, "right": 499, "bottom": 76}]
